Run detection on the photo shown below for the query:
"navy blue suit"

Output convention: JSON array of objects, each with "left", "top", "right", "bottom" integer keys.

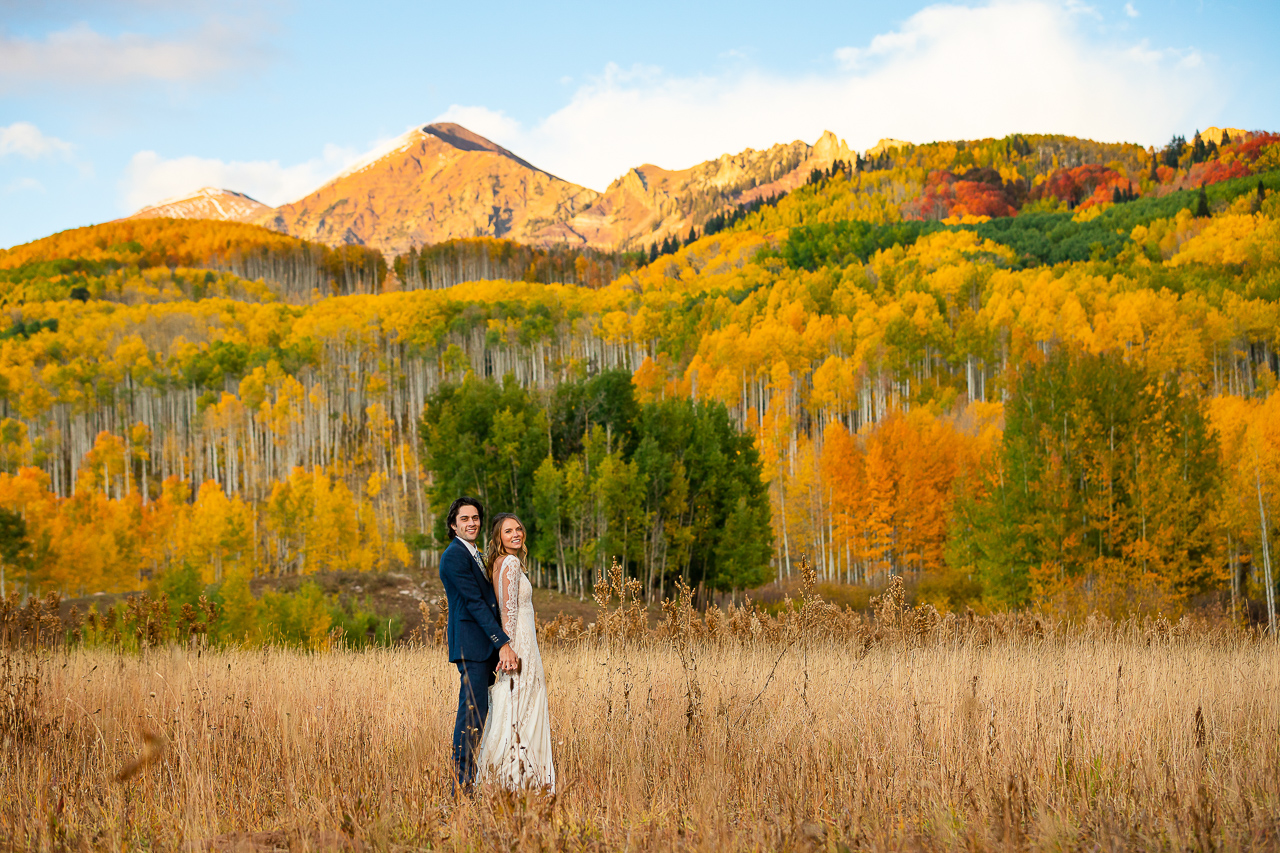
[{"left": 439, "top": 536, "right": 510, "bottom": 787}]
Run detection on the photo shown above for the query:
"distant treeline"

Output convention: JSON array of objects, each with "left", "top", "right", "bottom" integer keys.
[
  {"left": 393, "top": 239, "right": 644, "bottom": 291},
  {"left": 0, "top": 219, "right": 387, "bottom": 304}
]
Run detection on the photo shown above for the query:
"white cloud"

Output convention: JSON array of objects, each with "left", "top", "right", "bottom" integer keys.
[
  {"left": 0, "top": 121, "right": 73, "bottom": 158},
  {"left": 1063, "top": 0, "right": 1102, "bottom": 19},
  {"left": 1124, "top": 3, "right": 1139, "bottom": 17},
  {"left": 121, "top": 143, "right": 366, "bottom": 211},
  {"left": 1124, "top": 40, "right": 1204, "bottom": 69},
  {"left": 120, "top": 0, "right": 1217, "bottom": 212},
  {"left": 4, "top": 177, "right": 45, "bottom": 194},
  {"left": 0, "top": 19, "right": 263, "bottom": 91},
  {"left": 434, "top": 0, "right": 1216, "bottom": 191}
]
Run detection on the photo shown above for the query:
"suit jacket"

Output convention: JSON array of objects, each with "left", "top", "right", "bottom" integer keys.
[{"left": 439, "top": 536, "right": 510, "bottom": 663}]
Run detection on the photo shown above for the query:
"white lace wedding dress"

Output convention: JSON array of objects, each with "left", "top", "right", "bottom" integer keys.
[{"left": 476, "top": 555, "right": 556, "bottom": 791}]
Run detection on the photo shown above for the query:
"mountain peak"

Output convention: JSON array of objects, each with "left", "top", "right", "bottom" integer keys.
[
  {"left": 128, "top": 187, "right": 271, "bottom": 223},
  {"left": 421, "top": 122, "right": 545, "bottom": 175},
  {"left": 263, "top": 122, "right": 598, "bottom": 255}
]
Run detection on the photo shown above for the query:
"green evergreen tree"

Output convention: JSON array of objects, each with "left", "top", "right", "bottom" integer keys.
[
  {"left": 1196, "top": 183, "right": 1211, "bottom": 218},
  {"left": 1191, "top": 131, "right": 1207, "bottom": 164},
  {"left": 0, "top": 507, "right": 31, "bottom": 598}
]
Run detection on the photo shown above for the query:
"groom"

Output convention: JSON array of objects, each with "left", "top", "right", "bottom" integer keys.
[{"left": 438, "top": 496, "right": 520, "bottom": 789}]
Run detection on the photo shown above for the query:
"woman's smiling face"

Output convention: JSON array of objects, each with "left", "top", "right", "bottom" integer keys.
[{"left": 501, "top": 517, "right": 524, "bottom": 554}]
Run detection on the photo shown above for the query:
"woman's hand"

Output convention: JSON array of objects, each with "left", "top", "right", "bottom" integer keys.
[{"left": 498, "top": 642, "right": 521, "bottom": 673}]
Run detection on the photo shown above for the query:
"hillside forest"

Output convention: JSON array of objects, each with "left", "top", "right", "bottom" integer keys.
[{"left": 1, "top": 128, "right": 1279, "bottom": 630}]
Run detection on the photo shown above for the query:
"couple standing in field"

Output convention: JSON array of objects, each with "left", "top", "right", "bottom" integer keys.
[{"left": 438, "top": 496, "right": 556, "bottom": 793}]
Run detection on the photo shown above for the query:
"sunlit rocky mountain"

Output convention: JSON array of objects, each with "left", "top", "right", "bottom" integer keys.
[{"left": 128, "top": 123, "right": 859, "bottom": 256}]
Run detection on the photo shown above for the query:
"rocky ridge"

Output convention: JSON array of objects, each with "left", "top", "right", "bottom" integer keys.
[
  {"left": 131, "top": 125, "right": 860, "bottom": 256},
  {"left": 551, "top": 131, "right": 857, "bottom": 250}
]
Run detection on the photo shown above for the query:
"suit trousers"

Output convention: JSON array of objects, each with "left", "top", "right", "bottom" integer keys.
[{"left": 453, "top": 654, "right": 499, "bottom": 788}]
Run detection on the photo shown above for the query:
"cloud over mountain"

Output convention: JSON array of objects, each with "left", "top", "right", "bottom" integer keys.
[
  {"left": 435, "top": 0, "right": 1216, "bottom": 192},
  {"left": 122, "top": 144, "right": 370, "bottom": 212}
]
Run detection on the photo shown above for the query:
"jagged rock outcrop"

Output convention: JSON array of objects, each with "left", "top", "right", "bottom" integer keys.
[
  {"left": 538, "top": 130, "right": 859, "bottom": 250},
  {"left": 866, "top": 138, "right": 911, "bottom": 158},
  {"left": 1201, "top": 126, "right": 1247, "bottom": 144}
]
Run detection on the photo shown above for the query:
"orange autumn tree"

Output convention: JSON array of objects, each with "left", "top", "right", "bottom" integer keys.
[{"left": 816, "top": 405, "right": 997, "bottom": 587}]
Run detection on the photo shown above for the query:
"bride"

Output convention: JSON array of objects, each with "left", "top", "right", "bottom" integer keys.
[{"left": 475, "top": 512, "right": 556, "bottom": 791}]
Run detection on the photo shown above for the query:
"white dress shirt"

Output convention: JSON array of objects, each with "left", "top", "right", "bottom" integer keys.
[{"left": 459, "top": 536, "right": 485, "bottom": 572}]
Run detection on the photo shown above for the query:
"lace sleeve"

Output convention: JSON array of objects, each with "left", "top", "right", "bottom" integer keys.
[{"left": 496, "top": 555, "right": 521, "bottom": 640}]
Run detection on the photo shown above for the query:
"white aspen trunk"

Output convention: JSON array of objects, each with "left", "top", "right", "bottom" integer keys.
[
  {"left": 1228, "top": 533, "right": 1237, "bottom": 620},
  {"left": 1256, "top": 463, "right": 1277, "bottom": 634},
  {"left": 779, "top": 483, "right": 792, "bottom": 578},
  {"left": 828, "top": 492, "right": 836, "bottom": 582}
]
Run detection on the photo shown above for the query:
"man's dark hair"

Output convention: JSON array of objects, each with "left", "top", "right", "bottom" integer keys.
[{"left": 446, "top": 496, "right": 485, "bottom": 540}]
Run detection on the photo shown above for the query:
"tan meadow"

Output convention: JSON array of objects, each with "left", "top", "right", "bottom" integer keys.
[{"left": 2, "top": 580, "right": 1279, "bottom": 851}]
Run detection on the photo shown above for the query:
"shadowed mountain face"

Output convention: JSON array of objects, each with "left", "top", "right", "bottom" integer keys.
[{"left": 135, "top": 124, "right": 857, "bottom": 256}]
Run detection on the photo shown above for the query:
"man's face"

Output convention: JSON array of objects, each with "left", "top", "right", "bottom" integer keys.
[{"left": 452, "top": 505, "right": 481, "bottom": 543}]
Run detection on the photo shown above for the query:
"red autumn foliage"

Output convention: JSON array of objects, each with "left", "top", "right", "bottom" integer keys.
[
  {"left": 952, "top": 180, "right": 1018, "bottom": 218},
  {"left": 1230, "top": 132, "right": 1280, "bottom": 163},
  {"left": 903, "top": 168, "right": 1019, "bottom": 220},
  {"left": 1164, "top": 159, "right": 1253, "bottom": 193},
  {"left": 1032, "top": 164, "right": 1123, "bottom": 208}
]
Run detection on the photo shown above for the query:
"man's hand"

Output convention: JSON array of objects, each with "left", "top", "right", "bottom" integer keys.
[{"left": 498, "top": 643, "right": 520, "bottom": 673}]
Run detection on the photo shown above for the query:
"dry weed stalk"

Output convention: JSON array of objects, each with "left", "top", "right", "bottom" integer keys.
[
  {"left": 659, "top": 577, "right": 704, "bottom": 735},
  {"left": 1, "top": 578, "right": 1278, "bottom": 851}
]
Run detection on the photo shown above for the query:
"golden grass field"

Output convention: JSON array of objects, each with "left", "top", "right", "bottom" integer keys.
[{"left": 2, "top": 578, "right": 1279, "bottom": 852}]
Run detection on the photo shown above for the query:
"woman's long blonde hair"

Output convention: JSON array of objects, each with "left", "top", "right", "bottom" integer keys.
[{"left": 484, "top": 512, "right": 527, "bottom": 579}]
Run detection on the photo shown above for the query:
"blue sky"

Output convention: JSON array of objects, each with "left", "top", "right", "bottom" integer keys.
[{"left": 1, "top": 0, "right": 1276, "bottom": 249}]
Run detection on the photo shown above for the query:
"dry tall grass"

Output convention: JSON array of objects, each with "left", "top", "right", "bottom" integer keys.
[{"left": 2, "top": 576, "right": 1278, "bottom": 851}]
